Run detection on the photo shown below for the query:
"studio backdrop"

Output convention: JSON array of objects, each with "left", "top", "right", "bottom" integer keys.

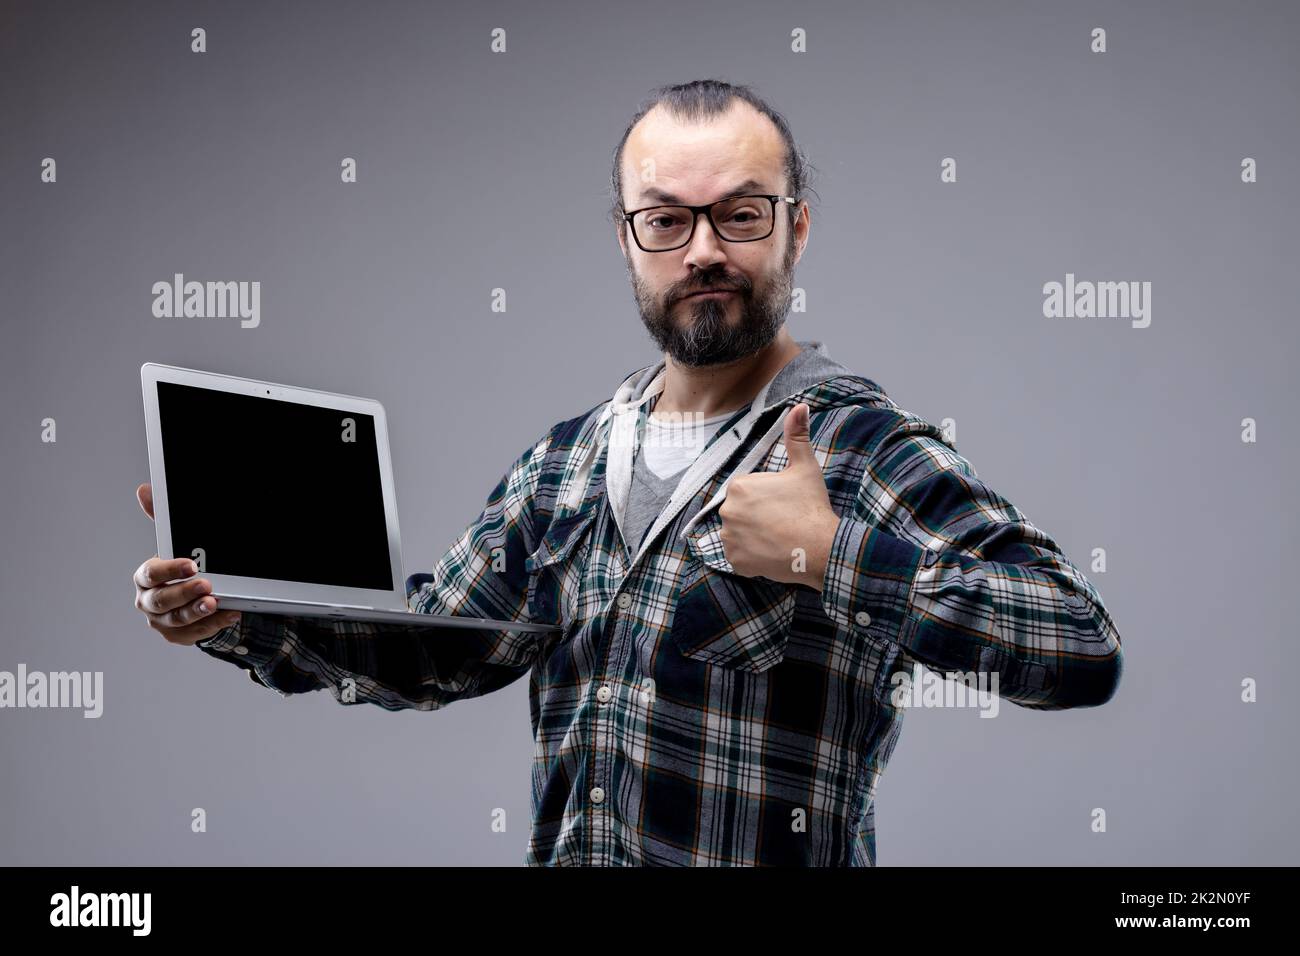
[{"left": 1, "top": 0, "right": 1296, "bottom": 865}]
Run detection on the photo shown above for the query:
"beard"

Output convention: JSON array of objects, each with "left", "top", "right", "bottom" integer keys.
[{"left": 629, "top": 231, "right": 797, "bottom": 368}]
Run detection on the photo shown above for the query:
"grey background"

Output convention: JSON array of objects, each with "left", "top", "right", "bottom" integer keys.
[{"left": 1, "top": 0, "right": 1296, "bottom": 865}]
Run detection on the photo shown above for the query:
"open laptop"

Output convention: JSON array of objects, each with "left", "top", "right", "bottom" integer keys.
[{"left": 140, "top": 363, "right": 559, "bottom": 634}]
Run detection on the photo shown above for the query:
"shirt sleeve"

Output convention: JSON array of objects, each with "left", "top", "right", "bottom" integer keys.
[
  {"left": 194, "top": 429, "right": 554, "bottom": 712},
  {"left": 817, "top": 414, "right": 1123, "bottom": 710}
]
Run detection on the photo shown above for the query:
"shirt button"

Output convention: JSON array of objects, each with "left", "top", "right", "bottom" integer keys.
[
  {"left": 590, "top": 786, "right": 605, "bottom": 804},
  {"left": 232, "top": 645, "right": 249, "bottom": 656},
  {"left": 596, "top": 685, "right": 612, "bottom": 704},
  {"left": 616, "top": 593, "right": 632, "bottom": 609},
  {"left": 854, "top": 611, "right": 872, "bottom": 627}
]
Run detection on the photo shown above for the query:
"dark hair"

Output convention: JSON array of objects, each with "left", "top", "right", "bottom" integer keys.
[{"left": 608, "top": 78, "right": 817, "bottom": 228}]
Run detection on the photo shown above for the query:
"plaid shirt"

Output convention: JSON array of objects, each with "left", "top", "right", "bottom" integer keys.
[{"left": 198, "top": 350, "right": 1123, "bottom": 866}]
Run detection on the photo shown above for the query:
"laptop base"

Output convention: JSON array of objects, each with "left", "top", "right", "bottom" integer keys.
[{"left": 213, "top": 594, "right": 559, "bottom": 633}]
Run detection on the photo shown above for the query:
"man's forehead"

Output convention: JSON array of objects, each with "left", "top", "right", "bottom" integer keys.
[{"left": 623, "top": 102, "right": 785, "bottom": 204}]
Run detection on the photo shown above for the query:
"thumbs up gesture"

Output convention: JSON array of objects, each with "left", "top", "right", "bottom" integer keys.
[{"left": 717, "top": 403, "right": 840, "bottom": 590}]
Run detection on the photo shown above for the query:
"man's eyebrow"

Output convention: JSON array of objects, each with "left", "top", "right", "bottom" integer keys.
[{"left": 637, "top": 178, "right": 771, "bottom": 206}]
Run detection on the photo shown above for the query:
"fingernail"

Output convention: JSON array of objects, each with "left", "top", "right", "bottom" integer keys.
[
  {"left": 196, "top": 601, "right": 209, "bottom": 613},
  {"left": 186, "top": 561, "right": 197, "bottom": 575}
]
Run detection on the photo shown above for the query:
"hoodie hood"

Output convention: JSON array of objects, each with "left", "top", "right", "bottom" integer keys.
[
  {"left": 557, "top": 339, "right": 889, "bottom": 562},
  {"left": 620, "top": 339, "right": 856, "bottom": 420}
]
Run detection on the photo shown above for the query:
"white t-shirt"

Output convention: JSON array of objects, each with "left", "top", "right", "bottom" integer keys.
[{"left": 639, "top": 407, "right": 735, "bottom": 480}]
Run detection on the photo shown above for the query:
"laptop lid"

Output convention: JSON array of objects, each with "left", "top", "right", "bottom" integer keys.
[{"left": 141, "top": 363, "right": 405, "bottom": 611}]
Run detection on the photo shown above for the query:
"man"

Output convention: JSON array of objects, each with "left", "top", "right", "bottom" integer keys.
[{"left": 131, "top": 79, "right": 1123, "bottom": 866}]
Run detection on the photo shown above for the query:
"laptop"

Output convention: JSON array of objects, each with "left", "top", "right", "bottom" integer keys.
[{"left": 140, "top": 363, "right": 559, "bottom": 634}]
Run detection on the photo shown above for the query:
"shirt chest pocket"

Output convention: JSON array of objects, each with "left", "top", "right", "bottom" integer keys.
[
  {"left": 667, "top": 508, "right": 797, "bottom": 674},
  {"left": 524, "top": 507, "right": 597, "bottom": 629}
]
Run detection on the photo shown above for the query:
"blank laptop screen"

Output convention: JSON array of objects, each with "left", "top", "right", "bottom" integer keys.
[{"left": 157, "top": 381, "right": 394, "bottom": 591}]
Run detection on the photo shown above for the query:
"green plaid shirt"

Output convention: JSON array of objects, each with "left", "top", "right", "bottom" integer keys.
[{"left": 198, "top": 344, "right": 1123, "bottom": 865}]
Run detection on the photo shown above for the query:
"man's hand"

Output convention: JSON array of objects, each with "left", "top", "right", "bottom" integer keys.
[
  {"left": 717, "top": 403, "right": 839, "bottom": 590},
  {"left": 132, "top": 483, "right": 241, "bottom": 645}
]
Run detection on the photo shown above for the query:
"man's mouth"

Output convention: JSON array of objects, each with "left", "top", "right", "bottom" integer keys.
[{"left": 681, "top": 288, "right": 737, "bottom": 300}]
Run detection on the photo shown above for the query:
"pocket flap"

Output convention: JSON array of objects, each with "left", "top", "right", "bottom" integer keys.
[
  {"left": 525, "top": 506, "right": 597, "bottom": 574},
  {"left": 670, "top": 511, "right": 796, "bottom": 673}
]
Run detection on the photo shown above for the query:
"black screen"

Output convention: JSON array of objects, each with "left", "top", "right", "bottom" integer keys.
[{"left": 157, "top": 381, "right": 394, "bottom": 591}]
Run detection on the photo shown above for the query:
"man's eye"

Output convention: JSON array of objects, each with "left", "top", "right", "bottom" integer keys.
[{"left": 647, "top": 215, "right": 682, "bottom": 230}]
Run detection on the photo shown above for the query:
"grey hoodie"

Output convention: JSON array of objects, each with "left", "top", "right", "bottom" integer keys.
[
  {"left": 620, "top": 340, "right": 852, "bottom": 553},
  {"left": 601, "top": 339, "right": 859, "bottom": 567}
]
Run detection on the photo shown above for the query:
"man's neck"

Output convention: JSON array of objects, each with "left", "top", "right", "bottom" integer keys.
[{"left": 652, "top": 327, "right": 804, "bottom": 418}]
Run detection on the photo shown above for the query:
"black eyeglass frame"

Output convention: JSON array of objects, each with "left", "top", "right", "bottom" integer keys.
[{"left": 621, "top": 194, "right": 799, "bottom": 253}]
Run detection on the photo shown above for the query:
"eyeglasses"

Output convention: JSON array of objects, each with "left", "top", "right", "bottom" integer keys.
[{"left": 621, "top": 194, "right": 798, "bottom": 253}]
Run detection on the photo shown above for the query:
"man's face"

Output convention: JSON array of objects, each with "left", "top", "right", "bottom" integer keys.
[{"left": 617, "top": 101, "right": 809, "bottom": 368}]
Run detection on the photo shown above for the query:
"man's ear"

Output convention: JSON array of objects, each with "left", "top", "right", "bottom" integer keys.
[
  {"left": 615, "top": 220, "right": 628, "bottom": 259},
  {"left": 792, "top": 202, "right": 810, "bottom": 266}
]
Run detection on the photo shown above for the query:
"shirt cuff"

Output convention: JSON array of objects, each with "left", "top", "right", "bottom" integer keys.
[
  {"left": 819, "top": 514, "right": 929, "bottom": 646},
  {"left": 195, "top": 612, "right": 287, "bottom": 668}
]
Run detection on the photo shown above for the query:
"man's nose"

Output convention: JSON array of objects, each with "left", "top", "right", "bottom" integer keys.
[{"left": 681, "top": 212, "right": 728, "bottom": 270}]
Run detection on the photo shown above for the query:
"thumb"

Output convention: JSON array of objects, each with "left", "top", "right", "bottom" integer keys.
[
  {"left": 136, "top": 482, "right": 155, "bottom": 521},
  {"left": 781, "top": 403, "right": 817, "bottom": 469}
]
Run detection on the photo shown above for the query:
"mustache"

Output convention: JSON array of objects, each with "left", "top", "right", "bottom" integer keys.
[{"left": 672, "top": 274, "right": 750, "bottom": 303}]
